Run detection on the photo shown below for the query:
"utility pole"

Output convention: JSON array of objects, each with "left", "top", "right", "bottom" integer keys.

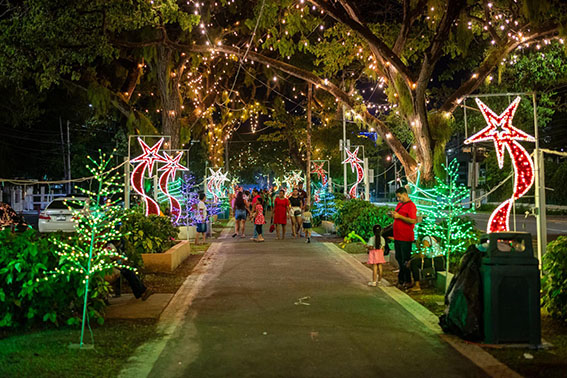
[
  {"left": 306, "top": 83, "right": 312, "bottom": 206},
  {"left": 342, "top": 105, "right": 347, "bottom": 197},
  {"left": 66, "top": 120, "right": 72, "bottom": 194},
  {"left": 533, "top": 93, "right": 547, "bottom": 273},
  {"left": 364, "top": 157, "right": 370, "bottom": 201},
  {"left": 471, "top": 145, "right": 477, "bottom": 205},
  {"left": 59, "top": 117, "right": 68, "bottom": 193}
]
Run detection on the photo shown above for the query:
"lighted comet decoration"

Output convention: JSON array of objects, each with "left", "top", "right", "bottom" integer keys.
[
  {"left": 342, "top": 147, "right": 364, "bottom": 198},
  {"left": 465, "top": 96, "right": 535, "bottom": 232},
  {"left": 131, "top": 138, "right": 167, "bottom": 216},
  {"left": 312, "top": 162, "right": 328, "bottom": 186},
  {"left": 158, "top": 152, "right": 188, "bottom": 223},
  {"left": 206, "top": 168, "right": 229, "bottom": 202}
]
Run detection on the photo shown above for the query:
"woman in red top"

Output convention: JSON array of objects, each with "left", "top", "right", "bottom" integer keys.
[{"left": 272, "top": 189, "right": 290, "bottom": 240}]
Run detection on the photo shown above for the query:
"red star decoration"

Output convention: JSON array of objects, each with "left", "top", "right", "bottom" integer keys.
[
  {"left": 312, "top": 162, "right": 328, "bottom": 185},
  {"left": 342, "top": 147, "right": 363, "bottom": 170},
  {"left": 158, "top": 151, "right": 188, "bottom": 179},
  {"left": 131, "top": 137, "right": 167, "bottom": 174},
  {"left": 465, "top": 97, "right": 535, "bottom": 168}
]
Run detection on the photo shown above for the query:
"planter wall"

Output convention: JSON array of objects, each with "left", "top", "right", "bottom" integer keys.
[
  {"left": 177, "top": 226, "right": 196, "bottom": 240},
  {"left": 141, "top": 240, "right": 192, "bottom": 272}
]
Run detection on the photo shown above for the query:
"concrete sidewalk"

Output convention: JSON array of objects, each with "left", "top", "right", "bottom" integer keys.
[{"left": 121, "top": 221, "right": 491, "bottom": 378}]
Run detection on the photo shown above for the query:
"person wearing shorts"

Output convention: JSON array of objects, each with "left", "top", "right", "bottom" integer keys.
[
  {"left": 302, "top": 205, "right": 313, "bottom": 243},
  {"left": 288, "top": 188, "right": 303, "bottom": 238},
  {"left": 232, "top": 191, "right": 248, "bottom": 238},
  {"left": 195, "top": 192, "right": 208, "bottom": 245}
]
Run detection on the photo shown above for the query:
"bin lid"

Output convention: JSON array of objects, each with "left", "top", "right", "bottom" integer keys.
[{"left": 479, "top": 232, "right": 538, "bottom": 264}]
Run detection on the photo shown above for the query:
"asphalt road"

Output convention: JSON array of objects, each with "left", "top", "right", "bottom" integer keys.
[
  {"left": 145, "top": 222, "right": 487, "bottom": 378},
  {"left": 470, "top": 212, "right": 567, "bottom": 239}
]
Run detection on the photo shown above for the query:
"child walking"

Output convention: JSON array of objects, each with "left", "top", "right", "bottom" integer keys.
[
  {"left": 302, "top": 205, "right": 313, "bottom": 243},
  {"left": 195, "top": 192, "right": 207, "bottom": 245},
  {"left": 251, "top": 197, "right": 265, "bottom": 242},
  {"left": 366, "top": 225, "right": 386, "bottom": 287}
]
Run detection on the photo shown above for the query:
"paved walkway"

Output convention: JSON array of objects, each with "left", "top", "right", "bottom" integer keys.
[{"left": 124, "top": 221, "right": 489, "bottom": 378}]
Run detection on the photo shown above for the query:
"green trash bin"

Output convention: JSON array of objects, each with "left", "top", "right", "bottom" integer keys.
[{"left": 480, "top": 232, "right": 541, "bottom": 345}]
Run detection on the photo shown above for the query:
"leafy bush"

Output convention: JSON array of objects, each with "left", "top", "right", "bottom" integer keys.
[
  {"left": 120, "top": 212, "right": 178, "bottom": 265},
  {"left": 542, "top": 236, "right": 567, "bottom": 321},
  {"left": 333, "top": 199, "right": 393, "bottom": 240},
  {"left": 0, "top": 229, "right": 108, "bottom": 329}
]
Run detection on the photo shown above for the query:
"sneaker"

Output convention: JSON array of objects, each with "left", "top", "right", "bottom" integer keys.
[
  {"left": 232, "top": 233, "right": 237, "bottom": 238},
  {"left": 367, "top": 281, "right": 377, "bottom": 287},
  {"left": 305, "top": 239, "right": 309, "bottom": 243}
]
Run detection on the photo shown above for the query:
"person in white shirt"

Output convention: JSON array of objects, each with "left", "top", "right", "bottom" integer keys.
[
  {"left": 407, "top": 235, "right": 442, "bottom": 292},
  {"left": 195, "top": 192, "right": 208, "bottom": 245}
]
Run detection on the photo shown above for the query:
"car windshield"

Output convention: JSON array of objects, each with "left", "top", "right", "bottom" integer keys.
[{"left": 47, "top": 199, "right": 85, "bottom": 210}]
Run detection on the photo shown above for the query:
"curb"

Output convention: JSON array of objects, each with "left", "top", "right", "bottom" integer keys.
[{"left": 322, "top": 242, "right": 521, "bottom": 378}]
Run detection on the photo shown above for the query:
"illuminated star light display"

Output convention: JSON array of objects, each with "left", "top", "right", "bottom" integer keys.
[
  {"left": 206, "top": 168, "right": 229, "bottom": 202},
  {"left": 130, "top": 138, "right": 167, "bottom": 216},
  {"left": 158, "top": 152, "right": 188, "bottom": 223},
  {"left": 282, "top": 171, "right": 304, "bottom": 190},
  {"left": 342, "top": 147, "right": 365, "bottom": 199},
  {"left": 464, "top": 96, "right": 535, "bottom": 233},
  {"left": 311, "top": 162, "right": 328, "bottom": 186}
]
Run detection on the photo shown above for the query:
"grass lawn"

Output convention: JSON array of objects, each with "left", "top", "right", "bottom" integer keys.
[
  {"left": 0, "top": 221, "right": 234, "bottom": 377},
  {"left": 0, "top": 319, "right": 158, "bottom": 378}
]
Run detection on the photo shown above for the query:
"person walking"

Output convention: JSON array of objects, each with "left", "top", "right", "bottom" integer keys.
[
  {"left": 251, "top": 197, "right": 265, "bottom": 242},
  {"left": 297, "top": 182, "right": 308, "bottom": 236},
  {"left": 195, "top": 192, "right": 208, "bottom": 245},
  {"left": 391, "top": 187, "right": 417, "bottom": 288},
  {"left": 302, "top": 205, "right": 313, "bottom": 243},
  {"left": 365, "top": 225, "right": 387, "bottom": 287},
  {"left": 250, "top": 189, "right": 262, "bottom": 240},
  {"left": 232, "top": 191, "right": 248, "bottom": 238},
  {"left": 288, "top": 188, "right": 303, "bottom": 238},
  {"left": 272, "top": 189, "right": 290, "bottom": 239}
]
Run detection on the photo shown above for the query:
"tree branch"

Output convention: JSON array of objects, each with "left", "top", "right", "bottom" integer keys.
[
  {"left": 440, "top": 24, "right": 559, "bottom": 113},
  {"left": 482, "top": 0, "right": 502, "bottom": 44},
  {"left": 181, "top": 43, "right": 417, "bottom": 173},
  {"left": 309, "top": 0, "right": 415, "bottom": 84}
]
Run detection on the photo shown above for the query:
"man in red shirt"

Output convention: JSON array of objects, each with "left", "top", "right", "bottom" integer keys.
[{"left": 392, "top": 187, "right": 417, "bottom": 287}]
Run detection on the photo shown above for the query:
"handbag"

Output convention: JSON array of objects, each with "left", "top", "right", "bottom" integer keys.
[
  {"left": 269, "top": 224, "right": 275, "bottom": 233},
  {"left": 383, "top": 241, "right": 390, "bottom": 256},
  {"left": 419, "top": 258, "right": 436, "bottom": 281}
]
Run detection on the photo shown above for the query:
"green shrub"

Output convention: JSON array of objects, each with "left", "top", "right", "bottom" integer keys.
[
  {"left": 542, "top": 236, "right": 567, "bottom": 321},
  {"left": 0, "top": 229, "right": 108, "bottom": 329},
  {"left": 333, "top": 199, "right": 393, "bottom": 240},
  {"left": 120, "top": 212, "right": 178, "bottom": 266}
]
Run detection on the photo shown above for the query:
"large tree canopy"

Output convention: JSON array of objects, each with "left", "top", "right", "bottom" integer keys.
[{"left": 2, "top": 0, "right": 567, "bottom": 180}]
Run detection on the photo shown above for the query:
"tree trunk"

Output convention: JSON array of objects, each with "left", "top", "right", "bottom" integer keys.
[
  {"left": 156, "top": 45, "right": 182, "bottom": 148},
  {"left": 306, "top": 83, "right": 312, "bottom": 206}
]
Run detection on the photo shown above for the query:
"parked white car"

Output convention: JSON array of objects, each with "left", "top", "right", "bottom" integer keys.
[{"left": 38, "top": 197, "right": 88, "bottom": 233}]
